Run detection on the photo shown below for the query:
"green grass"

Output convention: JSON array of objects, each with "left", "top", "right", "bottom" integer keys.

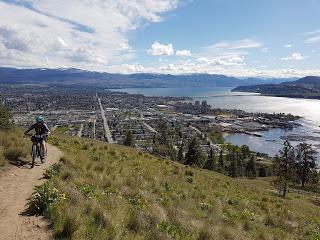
[{"left": 32, "top": 134, "right": 320, "bottom": 239}]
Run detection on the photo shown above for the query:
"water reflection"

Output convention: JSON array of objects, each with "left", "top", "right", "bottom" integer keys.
[{"left": 110, "top": 87, "right": 320, "bottom": 161}]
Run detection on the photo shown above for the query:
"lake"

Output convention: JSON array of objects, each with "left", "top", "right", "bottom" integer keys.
[{"left": 110, "top": 87, "right": 320, "bottom": 160}]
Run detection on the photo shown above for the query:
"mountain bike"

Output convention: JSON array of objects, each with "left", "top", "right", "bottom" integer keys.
[{"left": 25, "top": 133, "right": 47, "bottom": 168}]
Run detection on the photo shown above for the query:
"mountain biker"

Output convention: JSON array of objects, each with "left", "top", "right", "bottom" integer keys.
[{"left": 24, "top": 116, "right": 50, "bottom": 159}]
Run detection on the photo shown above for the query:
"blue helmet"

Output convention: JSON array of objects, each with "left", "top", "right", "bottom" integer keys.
[{"left": 36, "top": 116, "right": 44, "bottom": 123}]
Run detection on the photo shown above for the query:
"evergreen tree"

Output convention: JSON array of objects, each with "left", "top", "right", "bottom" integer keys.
[
  {"left": 296, "top": 143, "right": 317, "bottom": 188},
  {"left": 184, "top": 137, "right": 205, "bottom": 167},
  {"left": 177, "top": 143, "right": 184, "bottom": 163},
  {"left": 274, "top": 140, "right": 295, "bottom": 197},
  {"left": 218, "top": 149, "right": 224, "bottom": 171},
  {"left": 236, "top": 148, "right": 244, "bottom": 176},
  {"left": 245, "top": 155, "right": 257, "bottom": 178},
  {"left": 158, "top": 121, "right": 168, "bottom": 145},
  {"left": 226, "top": 145, "right": 238, "bottom": 177},
  {"left": 204, "top": 148, "right": 215, "bottom": 170},
  {"left": 228, "top": 155, "right": 238, "bottom": 178},
  {"left": 124, "top": 131, "right": 135, "bottom": 147},
  {"left": 0, "top": 104, "right": 13, "bottom": 131},
  {"left": 240, "top": 145, "right": 250, "bottom": 159}
]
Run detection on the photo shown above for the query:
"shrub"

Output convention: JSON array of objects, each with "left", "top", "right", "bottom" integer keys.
[
  {"left": 264, "top": 213, "right": 275, "bottom": 227},
  {"left": 28, "top": 182, "right": 66, "bottom": 214},
  {"left": 3, "top": 146, "right": 27, "bottom": 161},
  {"left": 198, "top": 229, "right": 213, "bottom": 240},
  {"left": 128, "top": 194, "right": 145, "bottom": 209},
  {"left": 93, "top": 208, "right": 109, "bottom": 229},
  {"left": 186, "top": 176, "right": 193, "bottom": 183},
  {"left": 157, "top": 221, "right": 188, "bottom": 239},
  {"left": 127, "top": 209, "right": 143, "bottom": 233},
  {"left": 0, "top": 154, "right": 6, "bottom": 167},
  {"left": 185, "top": 170, "right": 194, "bottom": 176},
  {"left": 44, "top": 163, "right": 61, "bottom": 179},
  {"left": 0, "top": 104, "right": 13, "bottom": 131},
  {"left": 56, "top": 215, "right": 79, "bottom": 239}
]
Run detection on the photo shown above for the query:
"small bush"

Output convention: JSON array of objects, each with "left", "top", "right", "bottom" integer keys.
[
  {"left": 3, "top": 146, "right": 27, "bottom": 161},
  {"left": 128, "top": 194, "right": 145, "bottom": 209},
  {"left": 186, "top": 176, "right": 193, "bottom": 183},
  {"left": 28, "top": 182, "right": 66, "bottom": 214},
  {"left": 198, "top": 229, "right": 213, "bottom": 240},
  {"left": 157, "top": 221, "right": 188, "bottom": 239},
  {"left": 0, "top": 152, "right": 6, "bottom": 167},
  {"left": 93, "top": 208, "right": 109, "bottom": 229},
  {"left": 59, "top": 156, "right": 67, "bottom": 163},
  {"left": 265, "top": 213, "right": 275, "bottom": 227},
  {"left": 56, "top": 215, "right": 79, "bottom": 239},
  {"left": 127, "top": 209, "right": 143, "bottom": 233},
  {"left": 185, "top": 170, "right": 194, "bottom": 176},
  {"left": 44, "top": 163, "right": 61, "bottom": 179},
  {"left": 76, "top": 183, "right": 95, "bottom": 198}
]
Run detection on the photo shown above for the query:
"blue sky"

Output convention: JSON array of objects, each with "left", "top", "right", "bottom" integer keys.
[{"left": 0, "top": 0, "right": 319, "bottom": 77}]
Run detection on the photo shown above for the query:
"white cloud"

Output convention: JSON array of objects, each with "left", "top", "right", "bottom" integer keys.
[
  {"left": 285, "top": 44, "right": 292, "bottom": 48},
  {"left": 261, "top": 47, "right": 268, "bottom": 53},
  {"left": 301, "top": 29, "right": 320, "bottom": 36},
  {"left": 147, "top": 42, "right": 174, "bottom": 56},
  {"left": 305, "top": 36, "right": 320, "bottom": 44},
  {"left": 0, "top": 0, "right": 179, "bottom": 69},
  {"left": 198, "top": 39, "right": 262, "bottom": 70},
  {"left": 176, "top": 50, "right": 191, "bottom": 57},
  {"left": 281, "top": 53, "right": 309, "bottom": 61},
  {"left": 113, "top": 61, "right": 320, "bottom": 78},
  {"left": 206, "top": 39, "right": 263, "bottom": 51}
]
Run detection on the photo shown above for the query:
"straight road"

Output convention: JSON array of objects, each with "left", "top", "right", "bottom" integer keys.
[{"left": 97, "top": 97, "right": 115, "bottom": 143}]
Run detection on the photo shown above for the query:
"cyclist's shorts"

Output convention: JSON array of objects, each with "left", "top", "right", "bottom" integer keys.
[{"left": 31, "top": 135, "right": 48, "bottom": 143}]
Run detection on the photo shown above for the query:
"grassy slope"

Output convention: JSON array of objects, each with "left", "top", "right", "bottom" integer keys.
[
  {"left": 45, "top": 134, "right": 320, "bottom": 240},
  {"left": 0, "top": 129, "right": 30, "bottom": 169}
]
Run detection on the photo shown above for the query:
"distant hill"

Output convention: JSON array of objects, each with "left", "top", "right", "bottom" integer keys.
[
  {"left": 0, "top": 67, "right": 296, "bottom": 88},
  {"left": 233, "top": 76, "right": 320, "bottom": 99}
]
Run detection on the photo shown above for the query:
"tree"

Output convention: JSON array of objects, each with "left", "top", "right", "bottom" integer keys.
[
  {"left": 245, "top": 155, "right": 257, "bottom": 178},
  {"left": 240, "top": 145, "right": 250, "bottom": 159},
  {"left": 158, "top": 121, "right": 168, "bottom": 145},
  {"left": 124, "top": 131, "right": 135, "bottom": 147},
  {"left": 177, "top": 143, "right": 184, "bottom": 163},
  {"left": 184, "top": 137, "right": 205, "bottom": 167},
  {"left": 296, "top": 143, "right": 317, "bottom": 188},
  {"left": 204, "top": 148, "right": 215, "bottom": 171},
  {"left": 274, "top": 140, "right": 295, "bottom": 197},
  {"left": 227, "top": 145, "right": 239, "bottom": 178},
  {"left": 0, "top": 104, "right": 13, "bottom": 131},
  {"left": 218, "top": 149, "right": 224, "bottom": 171},
  {"left": 228, "top": 156, "right": 238, "bottom": 178}
]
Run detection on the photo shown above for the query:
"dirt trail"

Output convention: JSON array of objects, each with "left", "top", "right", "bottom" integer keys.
[{"left": 0, "top": 144, "right": 62, "bottom": 240}]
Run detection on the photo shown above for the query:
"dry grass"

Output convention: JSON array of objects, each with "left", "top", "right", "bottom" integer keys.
[
  {"left": 41, "top": 134, "right": 320, "bottom": 240},
  {"left": 0, "top": 129, "right": 30, "bottom": 168}
]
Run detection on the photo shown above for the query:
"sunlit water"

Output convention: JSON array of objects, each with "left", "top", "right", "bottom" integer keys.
[{"left": 110, "top": 87, "right": 320, "bottom": 161}]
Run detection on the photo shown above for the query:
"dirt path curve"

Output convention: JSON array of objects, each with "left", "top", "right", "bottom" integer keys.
[{"left": 0, "top": 144, "right": 62, "bottom": 240}]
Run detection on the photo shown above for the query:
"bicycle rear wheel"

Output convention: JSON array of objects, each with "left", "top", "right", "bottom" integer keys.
[{"left": 31, "top": 144, "right": 37, "bottom": 168}]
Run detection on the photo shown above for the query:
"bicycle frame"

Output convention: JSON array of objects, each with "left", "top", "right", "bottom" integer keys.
[{"left": 29, "top": 134, "right": 47, "bottom": 168}]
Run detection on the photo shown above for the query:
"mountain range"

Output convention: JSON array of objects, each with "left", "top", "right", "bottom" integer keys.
[
  {"left": 233, "top": 76, "right": 320, "bottom": 99},
  {"left": 0, "top": 67, "right": 296, "bottom": 89}
]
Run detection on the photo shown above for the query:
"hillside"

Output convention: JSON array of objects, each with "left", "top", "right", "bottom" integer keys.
[
  {"left": 0, "top": 67, "right": 295, "bottom": 88},
  {"left": 25, "top": 134, "right": 320, "bottom": 240},
  {"left": 233, "top": 76, "right": 320, "bottom": 99}
]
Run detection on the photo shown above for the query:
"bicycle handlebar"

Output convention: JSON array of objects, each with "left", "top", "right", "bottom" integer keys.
[{"left": 24, "top": 133, "right": 49, "bottom": 137}]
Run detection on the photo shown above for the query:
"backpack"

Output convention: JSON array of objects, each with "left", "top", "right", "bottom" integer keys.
[{"left": 35, "top": 122, "right": 45, "bottom": 135}]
